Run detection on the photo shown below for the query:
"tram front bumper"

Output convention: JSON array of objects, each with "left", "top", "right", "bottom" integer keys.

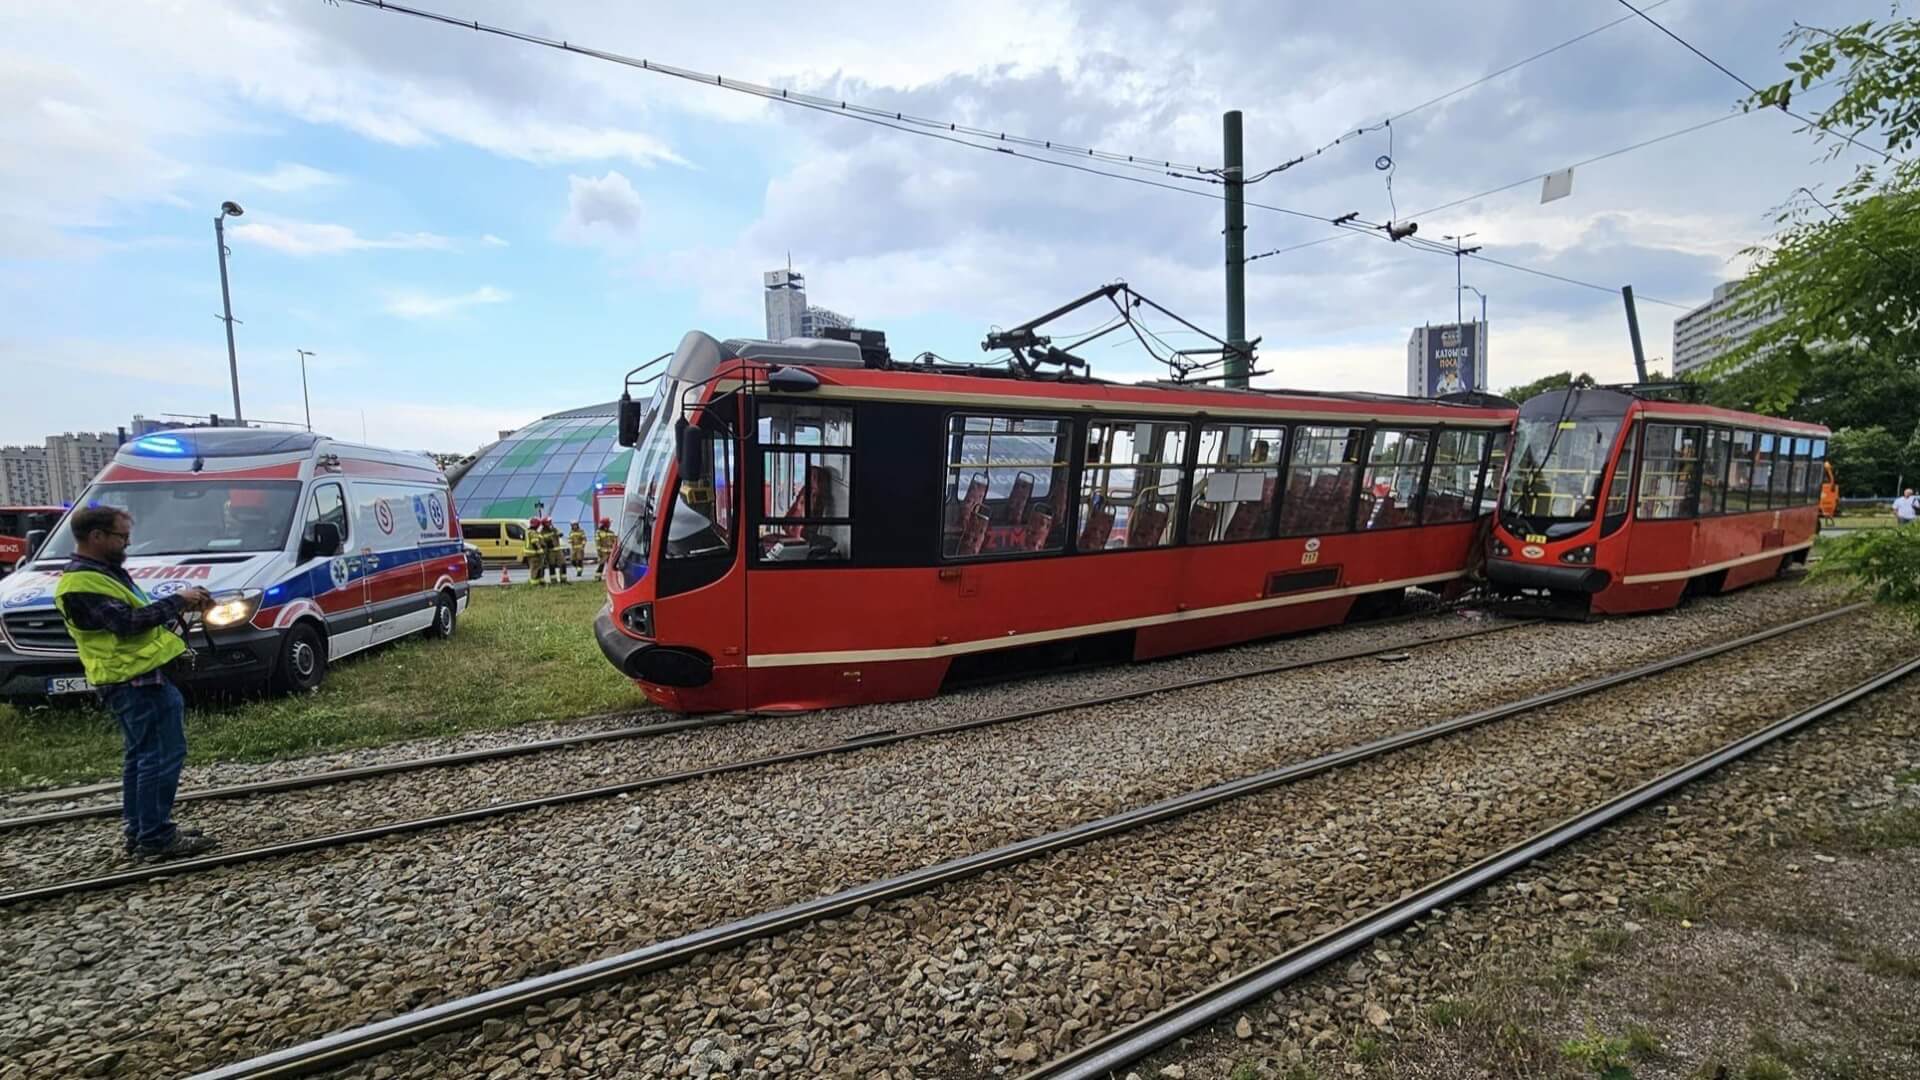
[
  {"left": 1486, "top": 558, "right": 1611, "bottom": 594},
  {"left": 594, "top": 602, "right": 714, "bottom": 688}
]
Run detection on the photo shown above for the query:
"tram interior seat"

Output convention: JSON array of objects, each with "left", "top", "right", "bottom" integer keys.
[
  {"left": 960, "top": 504, "right": 991, "bottom": 555},
  {"left": 1222, "top": 477, "right": 1275, "bottom": 541},
  {"left": 1079, "top": 501, "right": 1116, "bottom": 550},
  {"left": 1127, "top": 502, "right": 1170, "bottom": 548},
  {"left": 1021, "top": 504, "right": 1054, "bottom": 550},
  {"left": 1006, "top": 472, "right": 1034, "bottom": 526},
  {"left": 1187, "top": 501, "right": 1220, "bottom": 543}
]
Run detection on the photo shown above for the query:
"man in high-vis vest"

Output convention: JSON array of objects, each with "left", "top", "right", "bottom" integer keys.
[{"left": 52, "top": 506, "right": 218, "bottom": 861}]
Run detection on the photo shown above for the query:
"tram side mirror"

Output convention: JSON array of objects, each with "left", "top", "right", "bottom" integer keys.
[
  {"left": 22, "top": 529, "right": 46, "bottom": 560},
  {"left": 301, "top": 522, "right": 342, "bottom": 562},
  {"left": 676, "top": 419, "right": 708, "bottom": 484},
  {"left": 616, "top": 392, "right": 640, "bottom": 447},
  {"left": 766, "top": 366, "right": 820, "bottom": 393}
]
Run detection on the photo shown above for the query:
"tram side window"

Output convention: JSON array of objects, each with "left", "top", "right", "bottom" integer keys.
[
  {"left": 1770, "top": 435, "right": 1795, "bottom": 505},
  {"left": 1359, "top": 428, "right": 1431, "bottom": 530},
  {"left": 1078, "top": 420, "right": 1188, "bottom": 551},
  {"left": 666, "top": 427, "right": 735, "bottom": 560},
  {"left": 1751, "top": 434, "right": 1780, "bottom": 509},
  {"left": 1774, "top": 434, "right": 1804, "bottom": 507},
  {"left": 1805, "top": 438, "right": 1828, "bottom": 502},
  {"left": 1696, "top": 429, "right": 1732, "bottom": 515},
  {"left": 1478, "top": 430, "right": 1510, "bottom": 517},
  {"left": 757, "top": 403, "right": 854, "bottom": 563},
  {"left": 1726, "top": 431, "right": 1756, "bottom": 512},
  {"left": 1424, "top": 429, "right": 1490, "bottom": 525},
  {"left": 1602, "top": 423, "right": 1638, "bottom": 522},
  {"left": 1189, "top": 424, "right": 1284, "bottom": 544},
  {"left": 942, "top": 415, "right": 1070, "bottom": 558},
  {"left": 1278, "top": 425, "right": 1365, "bottom": 537},
  {"left": 1636, "top": 424, "right": 1701, "bottom": 520}
]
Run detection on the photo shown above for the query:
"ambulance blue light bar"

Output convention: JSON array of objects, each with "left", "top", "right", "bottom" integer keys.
[{"left": 130, "top": 434, "right": 190, "bottom": 456}]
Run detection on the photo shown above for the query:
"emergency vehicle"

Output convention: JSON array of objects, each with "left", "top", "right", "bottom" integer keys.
[
  {"left": 0, "top": 429, "right": 468, "bottom": 697},
  {"left": 1, "top": 506, "right": 64, "bottom": 576}
]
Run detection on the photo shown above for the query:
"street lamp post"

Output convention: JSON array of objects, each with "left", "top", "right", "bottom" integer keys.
[
  {"left": 214, "top": 201, "right": 246, "bottom": 424},
  {"left": 1459, "top": 284, "right": 1487, "bottom": 326},
  {"left": 295, "top": 349, "right": 316, "bottom": 431}
]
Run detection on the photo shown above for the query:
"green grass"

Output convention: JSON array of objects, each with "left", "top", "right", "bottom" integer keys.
[{"left": 0, "top": 584, "right": 650, "bottom": 790}]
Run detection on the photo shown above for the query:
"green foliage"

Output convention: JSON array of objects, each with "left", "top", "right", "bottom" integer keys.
[
  {"left": 1751, "top": 17, "right": 1920, "bottom": 197},
  {"left": 1500, "top": 371, "right": 1595, "bottom": 404},
  {"left": 1813, "top": 525, "right": 1920, "bottom": 625},
  {"left": 1827, "top": 425, "right": 1906, "bottom": 497},
  {"left": 1560, "top": 1022, "right": 1635, "bottom": 1079},
  {"left": 1704, "top": 342, "right": 1920, "bottom": 441}
]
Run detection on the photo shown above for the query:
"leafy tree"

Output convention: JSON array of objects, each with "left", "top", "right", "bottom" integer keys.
[
  {"left": 1704, "top": 342, "right": 1920, "bottom": 437},
  {"left": 1829, "top": 425, "right": 1903, "bottom": 496},
  {"left": 1817, "top": 527, "right": 1920, "bottom": 627},
  {"left": 1500, "top": 371, "right": 1595, "bottom": 404},
  {"left": 1752, "top": 16, "right": 1920, "bottom": 197}
]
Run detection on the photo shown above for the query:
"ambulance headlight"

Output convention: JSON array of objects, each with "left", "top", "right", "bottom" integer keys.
[{"left": 203, "top": 589, "right": 263, "bottom": 628}]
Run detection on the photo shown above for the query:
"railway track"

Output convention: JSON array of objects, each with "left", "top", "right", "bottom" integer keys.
[
  {"left": 0, "top": 603, "right": 1483, "bottom": 831},
  {"left": 0, "top": 612, "right": 1532, "bottom": 906},
  {"left": 182, "top": 601, "right": 1883, "bottom": 1080},
  {"left": 1022, "top": 654, "right": 1920, "bottom": 1080}
]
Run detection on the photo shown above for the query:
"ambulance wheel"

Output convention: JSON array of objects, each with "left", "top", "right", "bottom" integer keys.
[
  {"left": 429, "top": 590, "right": 458, "bottom": 639},
  {"left": 272, "top": 624, "right": 327, "bottom": 694}
]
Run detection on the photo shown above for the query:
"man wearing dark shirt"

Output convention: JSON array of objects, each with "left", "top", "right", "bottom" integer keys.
[{"left": 52, "top": 506, "right": 218, "bottom": 860}]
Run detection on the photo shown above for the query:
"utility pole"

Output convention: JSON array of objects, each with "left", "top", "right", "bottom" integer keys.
[
  {"left": 214, "top": 201, "right": 246, "bottom": 424},
  {"left": 1442, "top": 234, "right": 1480, "bottom": 324},
  {"left": 1222, "top": 110, "right": 1250, "bottom": 388},
  {"left": 296, "top": 349, "right": 316, "bottom": 431},
  {"left": 1621, "top": 285, "right": 1650, "bottom": 383}
]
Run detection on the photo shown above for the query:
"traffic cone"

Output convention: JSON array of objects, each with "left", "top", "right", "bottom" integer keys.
[{"left": 499, "top": 564, "right": 510, "bottom": 585}]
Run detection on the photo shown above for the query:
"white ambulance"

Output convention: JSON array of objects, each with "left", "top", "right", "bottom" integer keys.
[{"left": 0, "top": 428, "right": 470, "bottom": 697}]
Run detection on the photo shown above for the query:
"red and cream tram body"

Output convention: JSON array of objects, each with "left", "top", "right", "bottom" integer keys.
[
  {"left": 596, "top": 331, "right": 1518, "bottom": 713},
  {"left": 1487, "top": 387, "right": 1828, "bottom": 615}
]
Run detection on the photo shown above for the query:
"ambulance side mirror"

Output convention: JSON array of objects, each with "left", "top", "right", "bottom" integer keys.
[
  {"left": 617, "top": 393, "right": 640, "bottom": 447},
  {"left": 23, "top": 529, "right": 46, "bottom": 560},
  {"left": 301, "top": 522, "right": 343, "bottom": 561}
]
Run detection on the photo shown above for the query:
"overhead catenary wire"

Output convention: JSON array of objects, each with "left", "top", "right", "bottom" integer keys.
[
  {"left": 1243, "top": 0, "right": 1678, "bottom": 179},
  {"left": 332, "top": 0, "right": 1222, "bottom": 182},
  {"left": 330, "top": 0, "right": 1699, "bottom": 315},
  {"left": 1612, "top": 0, "right": 1905, "bottom": 167}
]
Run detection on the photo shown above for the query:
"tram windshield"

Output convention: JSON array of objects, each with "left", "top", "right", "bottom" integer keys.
[
  {"left": 615, "top": 377, "right": 677, "bottom": 578},
  {"left": 1500, "top": 390, "right": 1628, "bottom": 536}
]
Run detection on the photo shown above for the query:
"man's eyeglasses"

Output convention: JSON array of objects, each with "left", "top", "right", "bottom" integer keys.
[{"left": 100, "top": 530, "right": 131, "bottom": 541}]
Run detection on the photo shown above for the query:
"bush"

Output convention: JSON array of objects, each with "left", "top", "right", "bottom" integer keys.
[{"left": 1815, "top": 525, "right": 1920, "bottom": 625}]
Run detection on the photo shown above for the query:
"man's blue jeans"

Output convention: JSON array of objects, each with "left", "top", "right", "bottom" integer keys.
[{"left": 98, "top": 681, "right": 187, "bottom": 848}]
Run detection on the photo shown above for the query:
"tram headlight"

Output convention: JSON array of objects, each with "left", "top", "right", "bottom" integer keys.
[
  {"left": 621, "top": 602, "right": 654, "bottom": 638},
  {"left": 1490, "top": 537, "right": 1511, "bottom": 557},
  {"left": 1560, "top": 545, "right": 1596, "bottom": 565}
]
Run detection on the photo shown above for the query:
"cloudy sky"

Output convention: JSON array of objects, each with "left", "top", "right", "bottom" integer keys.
[{"left": 0, "top": 0, "right": 1888, "bottom": 452}]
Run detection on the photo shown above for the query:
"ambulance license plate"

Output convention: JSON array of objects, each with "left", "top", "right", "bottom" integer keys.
[{"left": 46, "top": 676, "right": 92, "bottom": 695}]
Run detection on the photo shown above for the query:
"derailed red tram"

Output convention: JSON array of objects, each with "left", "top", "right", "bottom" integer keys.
[
  {"left": 596, "top": 330, "right": 1518, "bottom": 713},
  {"left": 1487, "top": 387, "right": 1829, "bottom": 615}
]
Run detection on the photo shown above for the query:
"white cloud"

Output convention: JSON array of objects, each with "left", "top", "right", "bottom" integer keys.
[
  {"left": 241, "top": 162, "right": 344, "bottom": 193},
  {"left": 481, "top": 234, "right": 510, "bottom": 247},
  {"left": 383, "top": 286, "right": 511, "bottom": 319},
  {"left": 231, "top": 220, "right": 453, "bottom": 256},
  {"left": 562, "top": 170, "right": 644, "bottom": 241}
]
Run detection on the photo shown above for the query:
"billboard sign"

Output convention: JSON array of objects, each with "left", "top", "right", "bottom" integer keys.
[{"left": 1426, "top": 322, "right": 1479, "bottom": 397}]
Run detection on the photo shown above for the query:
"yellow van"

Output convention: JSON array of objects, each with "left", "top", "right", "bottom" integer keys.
[{"left": 460, "top": 518, "right": 532, "bottom": 565}]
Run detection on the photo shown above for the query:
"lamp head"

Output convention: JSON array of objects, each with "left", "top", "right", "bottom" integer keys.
[{"left": 220, "top": 201, "right": 245, "bottom": 218}]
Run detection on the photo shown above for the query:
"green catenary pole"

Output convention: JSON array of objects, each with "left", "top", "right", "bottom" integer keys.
[{"left": 1222, "top": 110, "right": 1250, "bottom": 388}]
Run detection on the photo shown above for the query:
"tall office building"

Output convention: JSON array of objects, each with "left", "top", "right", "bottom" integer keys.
[
  {"left": 1673, "top": 280, "right": 1783, "bottom": 376},
  {"left": 0, "top": 446, "right": 52, "bottom": 505},
  {"left": 45, "top": 432, "right": 120, "bottom": 504},
  {"left": 764, "top": 267, "right": 855, "bottom": 340}
]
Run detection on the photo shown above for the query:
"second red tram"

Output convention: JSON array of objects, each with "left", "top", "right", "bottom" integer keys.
[
  {"left": 595, "top": 331, "right": 1518, "bottom": 713},
  {"left": 1487, "top": 387, "right": 1828, "bottom": 615}
]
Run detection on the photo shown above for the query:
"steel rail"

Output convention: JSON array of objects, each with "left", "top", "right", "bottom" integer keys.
[
  {"left": 1021, "top": 651, "right": 1920, "bottom": 1080},
  {"left": 0, "top": 712, "right": 748, "bottom": 831},
  {"left": 0, "top": 617, "right": 1530, "bottom": 908},
  {"left": 0, "top": 604, "right": 1474, "bottom": 826},
  {"left": 185, "top": 603, "right": 1864, "bottom": 1080}
]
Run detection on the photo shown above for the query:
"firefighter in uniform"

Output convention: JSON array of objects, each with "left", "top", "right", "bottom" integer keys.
[
  {"left": 594, "top": 518, "right": 616, "bottom": 578},
  {"left": 567, "top": 522, "right": 587, "bottom": 579},
  {"left": 539, "top": 518, "right": 564, "bottom": 584},
  {"left": 522, "top": 517, "right": 546, "bottom": 585}
]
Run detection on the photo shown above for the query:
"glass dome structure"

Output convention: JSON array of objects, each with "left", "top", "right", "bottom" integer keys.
[{"left": 450, "top": 402, "right": 632, "bottom": 527}]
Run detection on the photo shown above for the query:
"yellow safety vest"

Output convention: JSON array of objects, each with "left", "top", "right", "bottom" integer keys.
[{"left": 53, "top": 570, "right": 188, "bottom": 686}]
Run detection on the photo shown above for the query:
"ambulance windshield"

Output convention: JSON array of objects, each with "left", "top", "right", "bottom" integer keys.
[{"left": 34, "top": 481, "right": 303, "bottom": 561}]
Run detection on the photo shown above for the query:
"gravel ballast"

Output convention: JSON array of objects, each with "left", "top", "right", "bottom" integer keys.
[{"left": 0, "top": 580, "right": 1873, "bottom": 1078}]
